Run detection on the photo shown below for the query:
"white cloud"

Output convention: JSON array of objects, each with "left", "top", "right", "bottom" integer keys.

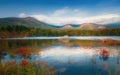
[
  {"left": 82, "top": 14, "right": 120, "bottom": 24},
  {"left": 29, "top": 7, "right": 120, "bottom": 25},
  {"left": 18, "top": 13, "right": 26, "bottom": 18}
]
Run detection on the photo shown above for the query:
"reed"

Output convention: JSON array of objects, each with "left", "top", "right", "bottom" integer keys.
[{"left": 0, "top": 59, "right": 55, "bottom": 75}]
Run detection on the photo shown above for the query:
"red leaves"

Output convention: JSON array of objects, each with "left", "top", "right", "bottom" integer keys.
[
  {"left": 99, "top": 49, "right": 109, "bottom": 56},
  {"left": 20, "top": 58, "right": 29, "bottom": 67},
  {"left": 6, "top": 61, "right": 17, "bottom": 66},
  {"left": 33, "top": 61, "right": 48, "bottom": 67},
  {"left": 101, "top": 39, "right": 120, "bottom": 45},
  {"left": 15, "top": 47, "right": 32, "bottom": 57},
  {"left": 1, "top": 59, "right": 55, "bottom": 75},
  {"left": 6, "top": 59, "right": 29, "bottom": 67}
]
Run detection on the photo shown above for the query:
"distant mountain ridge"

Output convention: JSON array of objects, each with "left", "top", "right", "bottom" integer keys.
[
  {"left": 0, "top": 17, "right": 52, "bottom": 29},
  {"left": 0, "top": 17, "right": 120, "bottom": 29},
  {"left": 79, "top": 23, "right": 106, "bottom": 30},
  {"left": 105, "top": 22, "right": 120, "bottom": 28},
  {"left": 60, "top": 23, "right": 106, "bottom": 30}
]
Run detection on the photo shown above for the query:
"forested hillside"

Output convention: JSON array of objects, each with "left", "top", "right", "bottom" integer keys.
[{"left": 0, "top": 25, "right": 120, "bottom": 38}]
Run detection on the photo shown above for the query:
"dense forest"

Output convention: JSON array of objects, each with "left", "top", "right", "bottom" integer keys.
[{"left": 0, "top": 25, "right": 120, "bottom": 37}]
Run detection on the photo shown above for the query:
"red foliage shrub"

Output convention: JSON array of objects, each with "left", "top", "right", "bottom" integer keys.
[
  {"left": 20, "top": 59, "right": 29, "bottom": 67},
  {"left": 99, "top": 49, "right": 109, "bottom": 56},
  {"left": 15, "top": 47, "right": 32, "bottom": 57},
  {"left": 6, "top": 61, "right": 17, "bottom": 66},
  {"left": 33, "top": 60, "right": 48, "bottom": 67}
]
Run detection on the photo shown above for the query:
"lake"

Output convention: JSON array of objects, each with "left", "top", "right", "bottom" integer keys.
[{"left": 0, "top": 36, "right": 120, "bottom": 75}]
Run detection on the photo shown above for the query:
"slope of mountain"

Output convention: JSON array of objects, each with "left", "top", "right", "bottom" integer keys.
[
  {"left": 71, "top": 24, "right": 80, "bottom": 27},
  {"left": 0, "top": 17, "right": 52, "bottom": 29},
  {"left": 61, "top": 24, "right": 80, "bottom": 29},
  {"left": 0, "top": 17, "right": 120, "bottom": 29},
  {"left": 79, "top": 23, "right": 106, "bottom": 30},
  {"left": 49, "top": 24, "right": 80, "bottom": 29},
  {"left": 79, "top": 23, "right": 96, "bottom": 30},
  {"left": 105, "top": 22, "right": 120, "bottom": 28},
  {"left": 49, "top": 24, "right": 63, "bottom": 28},
  {"left": 63, "top": 24, "right": 73, "bottom": 28}
]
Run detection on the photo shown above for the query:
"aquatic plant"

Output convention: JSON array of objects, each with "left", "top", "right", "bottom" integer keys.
[
  {"left": 0, "top": 59, "right": 55, "bottom": 75},
  {"left": 101, "top": 39, "right": 120, "bottom": 46},
  {"left": 14, "top": 47, "right": 32, "bottom": 57},
  {"left": 20, "top": 58, "right": 30, "bottom": 67},
  {"left": 99, "top": 49, "right": 109, "bottom": 61}
]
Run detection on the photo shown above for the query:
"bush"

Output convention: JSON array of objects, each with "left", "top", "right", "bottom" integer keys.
[{"left": 0, "top": 59, "right": 55, "bottom": 75}]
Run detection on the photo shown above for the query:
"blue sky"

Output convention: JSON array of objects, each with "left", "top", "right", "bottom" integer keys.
[{"left": 0, "top": 0, "right": 120, "bottom": 25}]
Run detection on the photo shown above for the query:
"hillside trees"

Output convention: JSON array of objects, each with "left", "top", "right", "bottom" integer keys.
[{"left": 0, "top": 25, "right": 120, "bottom": 37}]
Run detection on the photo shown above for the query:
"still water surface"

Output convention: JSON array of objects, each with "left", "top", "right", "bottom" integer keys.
[{"left": 0, "top": 36, "right": 120, "bottom": 75}]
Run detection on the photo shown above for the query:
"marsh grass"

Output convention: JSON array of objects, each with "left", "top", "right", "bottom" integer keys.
[{"left": 0, "top": 59, "right": 55, "bottom": 75}]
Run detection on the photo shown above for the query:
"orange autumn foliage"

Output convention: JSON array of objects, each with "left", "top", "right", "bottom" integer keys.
[
  {"left": 99, "top": 49, "right": 109, "bottom": 57},
  {"left": 20, "top": 59, "right": 29, "bottom": 67},
  {"left": 15, "top": 47, "right": 32, "bottom": 57}
]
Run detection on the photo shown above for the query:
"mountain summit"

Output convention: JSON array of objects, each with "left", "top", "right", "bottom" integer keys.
[
  {"left": 0, "top": 17, "right": 120, "bottom": 29},
  {"left": 0, "top": 17, "right": 52, "bottom": 29}
]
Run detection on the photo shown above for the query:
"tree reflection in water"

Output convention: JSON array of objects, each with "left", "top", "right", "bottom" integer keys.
[{"left": 0, "top": 39, "right": 120, "bottom": 75}]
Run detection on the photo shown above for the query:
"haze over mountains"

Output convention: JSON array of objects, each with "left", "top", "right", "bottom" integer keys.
[{"left": 0, "top": 17, "right": 120, "bottom": 30}]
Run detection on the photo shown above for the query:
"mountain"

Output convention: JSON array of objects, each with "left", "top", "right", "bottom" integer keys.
[
  {"left": 79, "top": 23, "right": 106, "bottom": 30},
  {"left": 0, "top": 17, "right": 120, "bottom": 29},
  {"left": 70, "top": 24, "right": 80, "bottom": 27},
  {"left": 60, "top": 24, "right": 80, "bottom": 29},
  {"left": 105, "top": 22, "right": 120, "bottom": 28},
  {"left": 79, "top": 23, "right": 97, "bottom": 30},
  {"left": 63, "top": 24, "right": 73, "bottom": 28},
  {"left": 49, "top": 24, "right": 63, "bottom": 28},
  {"left": 49, "top": 24, "right": 79, "bottom": 29},
  {"left": 61, "top": 22, "right": 120, "bottom": 30},
  {"left": 0, "top": 17, "right": 52, "bottom": 29},
  {"left": 61, "top": 23, "right": 107, "bottom": 30}
]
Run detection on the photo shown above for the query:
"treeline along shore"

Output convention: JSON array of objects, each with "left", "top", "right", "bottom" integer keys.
[{"left": 0, "top": 25, "right": 120, "bottom": 38}]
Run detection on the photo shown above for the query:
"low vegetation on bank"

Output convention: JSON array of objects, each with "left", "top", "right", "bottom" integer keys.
[
  {"left": 0, "top": 47, "right": 55, "bottom": 75},
  {"left": 0, "top": 25, "right": 120, "bottom": 38},
  {"left": 0, "top": 59, "right": 55, "bottom": 75}
]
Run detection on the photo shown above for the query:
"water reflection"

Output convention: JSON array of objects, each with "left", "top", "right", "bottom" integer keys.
[
  {"left": 38, "top": 46, "right": 119, "bottom": 63},
  {"left": 0, "top": 38, "right": 120, "bottom": 75},
  {"left": 37, "top": 45, "right": 120, "bottom": 75},
  {"left": 99, "top": 49, "right": 109, "bottom": 61}
]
